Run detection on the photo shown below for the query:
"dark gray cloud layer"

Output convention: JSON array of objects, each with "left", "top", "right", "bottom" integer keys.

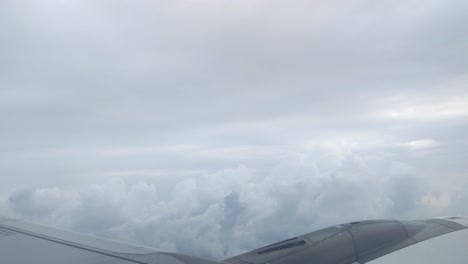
[{"left": 1, "top": 0, "right": 468, "bottom": 260}]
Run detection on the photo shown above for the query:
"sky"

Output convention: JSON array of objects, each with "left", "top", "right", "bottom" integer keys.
[{"left": 1, "top": 0, "right": 468, "bottom": 260}]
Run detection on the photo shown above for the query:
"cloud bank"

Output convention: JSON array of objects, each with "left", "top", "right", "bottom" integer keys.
[{"left": 7, "top": 143, "right": 468, "bottom": 259}]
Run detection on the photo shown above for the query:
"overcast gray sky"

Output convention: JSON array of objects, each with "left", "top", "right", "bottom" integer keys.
[{"left": 1, "top": 0, "right": 468, "bottom": 260}]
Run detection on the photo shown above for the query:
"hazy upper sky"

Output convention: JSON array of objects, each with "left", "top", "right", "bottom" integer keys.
[{"left": 1, "top": 0, "right": 468, "bottom": 260}]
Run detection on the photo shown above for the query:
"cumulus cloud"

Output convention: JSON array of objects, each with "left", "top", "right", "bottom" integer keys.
[
  {"left": 7, "top": 144, "right": 468, "bottom": 259},
  {"left": 8, "top": 188, "right": 79, "bottom": 227}
]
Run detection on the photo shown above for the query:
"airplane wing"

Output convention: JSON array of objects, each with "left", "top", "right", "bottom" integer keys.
[
  {"left": 224, "top": 216, "right": 468, "bottom": 264},
  {"left": 0, "top": 215, "right": 223, "bottom": 264},
  {"left": 1, "top": 215, "right": 468, "bottom": 264}
]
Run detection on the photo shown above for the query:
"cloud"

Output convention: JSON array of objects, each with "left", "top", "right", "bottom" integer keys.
[
  {"left": 1, "top": 0, "right": 468, "bottom": 261},
  {"left": 399, "top": 139, "right": 440, "bottom": 150},
  {"left": 7, "top": 144, "right": 468, "bottom": 259},
  {"left": 8, "top": 188, "right": 79, "bottom": 227},
  {"left": 372, "top": 94, "right": 468, "bottom": 120}
]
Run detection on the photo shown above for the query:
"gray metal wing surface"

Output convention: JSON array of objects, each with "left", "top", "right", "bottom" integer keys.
[
  {"left": 0, "top": 215, "right": 222, "bottom": 264},
  {"left": 224, "top": 217, "right": 468, "bottom": 264}
]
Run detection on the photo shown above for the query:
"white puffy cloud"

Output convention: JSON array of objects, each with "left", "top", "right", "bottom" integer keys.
[
  {"left": 8, "top": 188, "right": 79, "bottom": 227},
  {"left": 7, "top": 143, "right": 468, "bottom": 259}
]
